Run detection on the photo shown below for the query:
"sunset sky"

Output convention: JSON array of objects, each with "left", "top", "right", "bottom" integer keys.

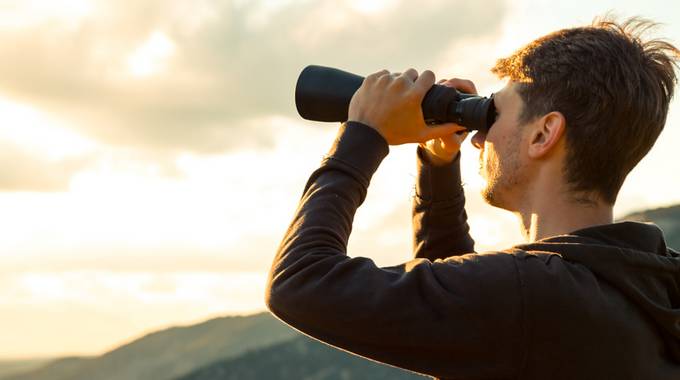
[{"left": 1, "top": 0, "right": 679, "bottom": 359}]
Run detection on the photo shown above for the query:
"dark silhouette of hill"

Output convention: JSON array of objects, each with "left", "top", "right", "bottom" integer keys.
[
  {"left": 176, "top": 334, "right": 427, "bottom": 380},
  {"left": 3, "top": 312, "right": 297, "bottom": 380},
  {"left": 0, "top": 357, "right": 91, "bottom": 380},
  {"left": 620, "top": 204, "right": 680, "bottom": 249},
  {"left": 0, "top": 359, "right": 53, "bottom": 380}
]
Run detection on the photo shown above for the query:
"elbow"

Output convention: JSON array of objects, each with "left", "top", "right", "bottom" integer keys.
[
  {"left": 263, "top": 273, "right": 289, "bottom": 318},
  {"left": 263, "top": 280, "right": 277, "bottom": 314},
  {"left": 264, "top": 268, "right": 309, "bottom": 324},
  {"left": 264, "top": 272, "right": 277, "bottom": 311}
]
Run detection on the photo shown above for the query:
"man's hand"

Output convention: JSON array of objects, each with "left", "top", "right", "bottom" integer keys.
[
  {"left": 419, "top": 78, "right": 478, "bottom": 166},
  {"left": 347, "top": 68, "right": 465, "bottom": 145}
]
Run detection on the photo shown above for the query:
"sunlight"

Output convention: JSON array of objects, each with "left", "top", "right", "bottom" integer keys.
[
  {"left": 0, "top": 0, "right": 94, "bottom": 29},
  {"left": 126, "top": 31, "right": 176, "bottom": 78},
  {"left": 0, "top": 95, "right": 97, "bottom": 160},
  {"left": 0, "top": 270, "right": 266, "bottom": 358},
  {"left": 346, "top": 0, "right": 398, "bottom": 14},
  {"left": 18, "top": 274, "right": 67, "bottom": 302},
  {"left": 467, "top": 213, "right": 520, "bottom": 251}
]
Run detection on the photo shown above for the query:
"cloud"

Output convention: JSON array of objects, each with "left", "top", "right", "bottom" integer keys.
[
  {"left": 0, "top": 141, "right": 91, "bottom": 191},
  {"left": 0, "top": 0, "right": 507, "bottom": 154}
]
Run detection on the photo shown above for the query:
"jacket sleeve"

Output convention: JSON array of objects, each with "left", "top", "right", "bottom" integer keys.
[
  {"left": 412, "top": 146, "right": 476, "bottom": 260},
  {"left": 264, "top": 121, "right": 524, "bottom": 380}
]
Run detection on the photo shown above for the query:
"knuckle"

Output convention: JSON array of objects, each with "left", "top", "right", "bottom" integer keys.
[
  {"left": 395, "top": 75, "right": 410, "bottom": 85},
  {"left": 366, "top": 69, "right": 389, "bottom": 81},
  {"left": 376, "top": 73, "right": 391, "bottom": 84}
]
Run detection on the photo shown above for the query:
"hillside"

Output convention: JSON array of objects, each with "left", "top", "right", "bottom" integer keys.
[
  {"left": 177, "top": 335, "right": 427, "bottom": 380},
  {"left": 0, "top": 360, "right": 53, "bottom": 380},
  {"left": 4, "top": 312, "right": 297, "bottom": 380},
  {"left": 620, "top": 204, "right": 680, "bottom": 249}
]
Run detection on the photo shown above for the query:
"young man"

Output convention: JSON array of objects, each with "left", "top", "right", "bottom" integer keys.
[{"left": 265, "top": 16, "right": 680, "bottom": 379}]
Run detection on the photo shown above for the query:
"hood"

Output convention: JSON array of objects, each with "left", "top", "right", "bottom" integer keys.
[{"left": 518, "top": 221, "right": 680, "bottom": 362}]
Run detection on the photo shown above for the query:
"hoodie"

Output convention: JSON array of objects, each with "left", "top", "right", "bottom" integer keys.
[{"left": 265, "top": 121, "right": 680, "bottom": 380}]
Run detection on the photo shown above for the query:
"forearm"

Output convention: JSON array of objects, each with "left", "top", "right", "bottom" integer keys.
[
  {"left": 265, "top": 121, "right": 388, "bottom": 311},
  {"left": 412, "top": 146, "right": 475, "bottom": 260}
]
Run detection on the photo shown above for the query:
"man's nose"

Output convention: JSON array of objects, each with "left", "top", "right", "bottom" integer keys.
[{"left": 471, "top": 131, "right": 486, "bottom": 149}]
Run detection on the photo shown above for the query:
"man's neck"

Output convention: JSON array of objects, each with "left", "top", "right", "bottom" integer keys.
[{"left": 515, "top": 190, "right": 614, "bottom": 243}]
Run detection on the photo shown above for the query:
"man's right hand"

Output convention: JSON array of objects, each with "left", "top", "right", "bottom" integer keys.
[{"left": 419, "top": 78, "right": 478, "bottom": 166}]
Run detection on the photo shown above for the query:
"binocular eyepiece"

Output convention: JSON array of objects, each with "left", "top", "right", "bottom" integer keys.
[{"left": 294, "top": 65, "right": 495, "bottom": 133}]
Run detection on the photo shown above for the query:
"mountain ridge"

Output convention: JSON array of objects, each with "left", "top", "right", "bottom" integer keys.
[{"left": 2, "top": 312, "right": 297, "bottom": 380}]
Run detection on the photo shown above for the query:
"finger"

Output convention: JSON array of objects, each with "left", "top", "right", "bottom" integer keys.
[
  {"left": 366, "top": 69, "right": 390, "bottom": 82},
  {"left": 441, "top": 78, "right": 478, "bottom": 95},
  {"left": 437, "top": 78, "right": 447, "bottom": 84},
  {"left": 413, "top": 69, "right": 435, "bottom": 97},
  {"left": 401, "top": 68, "right": 418, "bottom": 82}
]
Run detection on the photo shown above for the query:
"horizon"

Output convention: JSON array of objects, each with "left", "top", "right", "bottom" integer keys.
[{"left": 1, "top": 0, "right": 679, "bottom": 359}]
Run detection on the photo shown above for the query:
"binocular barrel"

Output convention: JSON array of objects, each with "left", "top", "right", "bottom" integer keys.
[{"left": 295, "top": 65, "right": 495, "bottom": 132}]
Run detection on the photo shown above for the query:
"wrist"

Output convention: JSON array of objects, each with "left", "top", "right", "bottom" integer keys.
[
  {"left": 347, "top": 118, "right": 387, "bottom": 142},
  {"left": 421, "top": 146, "right": 458, "bottom": 167},
  {"left": 415, "top": 147, "right": 464, "bottom": 202}
]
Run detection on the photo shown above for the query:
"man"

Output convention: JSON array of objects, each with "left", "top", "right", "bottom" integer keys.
[{"left": 265, "top": 16, "right": 680, "bottom": 379}]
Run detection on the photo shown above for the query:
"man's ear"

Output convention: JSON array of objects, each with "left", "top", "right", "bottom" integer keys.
[{"left": 527, "top": 111, "right": 566, "bottom": 159}]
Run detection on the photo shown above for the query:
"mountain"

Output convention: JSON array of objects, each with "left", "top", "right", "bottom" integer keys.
[
  {"left": 0, "top": 360, "right": 53, "bottom": 380},
  {"left": 620, "top": 204, "right": 680, "bottom": 249},
  {"left": 176, "top": 335, "right": 427, "bottom": 380},
  {"left": 3, "top": 312, "right": 297, "bottom": 380}
]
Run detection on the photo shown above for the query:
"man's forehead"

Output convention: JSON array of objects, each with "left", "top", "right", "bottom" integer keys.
[{"left": 494, "top": 81, "right": 519, "bottom": 103}]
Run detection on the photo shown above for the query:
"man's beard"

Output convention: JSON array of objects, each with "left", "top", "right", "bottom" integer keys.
[{"left": 480, "top": 142, "right": 524, "bottom": 210}]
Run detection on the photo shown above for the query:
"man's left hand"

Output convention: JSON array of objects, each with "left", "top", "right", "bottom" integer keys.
[{"left": 347, "top": 68, "right": 465, "bottom": 145}]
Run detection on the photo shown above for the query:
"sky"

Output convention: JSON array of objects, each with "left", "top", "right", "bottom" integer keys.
[{"left": 1, "top": 0, "right": 679, "bottom": 359}]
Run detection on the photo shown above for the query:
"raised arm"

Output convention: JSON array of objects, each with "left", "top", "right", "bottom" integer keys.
[
  {"left": 412, "top": 146, "right": 475, "bottom": 260},
  {"left": 265, "top": 121, "right": 523, "bottom": 379},
  {"left": 411, "top": 77, "right": 480, "bottom": 260}
]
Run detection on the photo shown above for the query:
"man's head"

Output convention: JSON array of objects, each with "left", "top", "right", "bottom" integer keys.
[{"left": 472, "top": 15, "right": 679, "bottom": 210}]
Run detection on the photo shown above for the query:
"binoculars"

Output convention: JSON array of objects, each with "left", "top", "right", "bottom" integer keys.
[{"left": 295, "top": 65, "right": 495, "bottom": 132}]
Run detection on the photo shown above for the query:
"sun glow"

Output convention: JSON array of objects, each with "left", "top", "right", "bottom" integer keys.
[
  {"left": 0, "top": 0, "right": 95, "bottom": 29},
  {"left": 346, "top": 0, "right": 398, "bottom": 14},
  {"left": 126, "top": 31, "right": 176, "bottom": 77},
  {"left": 0, "top": 95, "right": 97, "bottom": 160}
]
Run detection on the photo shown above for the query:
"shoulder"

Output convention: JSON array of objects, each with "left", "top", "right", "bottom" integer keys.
[{"left": 505, "top": 247, "right": 595, "bottom": 281}]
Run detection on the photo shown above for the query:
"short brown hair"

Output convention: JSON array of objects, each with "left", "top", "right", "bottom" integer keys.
[{"left": 491, "top": 15, "right": 679, "bottom": 204}]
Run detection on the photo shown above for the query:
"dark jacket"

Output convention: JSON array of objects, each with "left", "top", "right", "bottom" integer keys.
[{"left": 264, "top": 121, "right": 680, "bottom": 380}]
